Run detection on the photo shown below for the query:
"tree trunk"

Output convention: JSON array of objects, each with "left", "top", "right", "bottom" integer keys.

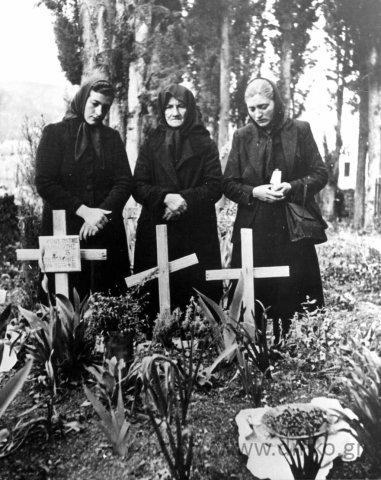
[
  {"left": 79, "top": 0, "right": 127, "bottom": 136},
  {"left": 278, "top": 15, "right": 292, "bottom": 117},
  {"left": 320, "top": 81, "right": 344, "bottom": 219},
  {"left": 218, "top": 8, "right": 231, "bottom": 172},
  {"left": 319, "top": 136, "right": 336, "bottom": 220},
  {"left": 125, "top": 2, "right": 151, "bottom": 173},
  {"left": 364, "top": 43, "right": 381, "bottom": 227},
  {"left": 353, "top": 69, "right": 368, "bottom": 230}
]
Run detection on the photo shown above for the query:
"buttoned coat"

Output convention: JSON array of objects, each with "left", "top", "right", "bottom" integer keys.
[
  {"left": 35, "top": 118, "right": 133, "bottom": 296},
  {"left": 223, "top": 119, "right": 328, "bottom": 244},
  {"left": 133, "top": 135, "right": 223, "bottom": 313}
]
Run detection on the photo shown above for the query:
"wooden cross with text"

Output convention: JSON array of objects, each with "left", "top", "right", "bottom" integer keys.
[
  {"left": 16, "top": 210, "right": 107, "bottom": 298},
  {"left": 206, "top": 228, "right": 290, "bottom": 324},
  {"left": 125, "top": 224, "right": 198, "bottom": 317}
]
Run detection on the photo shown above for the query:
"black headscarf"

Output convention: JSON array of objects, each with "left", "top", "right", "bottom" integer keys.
[
  {"left": 63, "top": 78, "right": 114, "bottom": 166},
  {"left": 155, "top": 84, "right": 210, "bottom": 162},
  {"left": 246, "top": 78, "right": 288, "bottom": 180}
]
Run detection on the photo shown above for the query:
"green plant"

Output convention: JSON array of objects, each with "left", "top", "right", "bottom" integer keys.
[
  {"left": 86, "top": 290, "right": 148, "bottom": 344},
  {"left": 196, "top": 273, "right": 245, "bottom": 357},
  {"left": 230, "top": 302, "right": 271, "bottom": 375},
  {"left": 152, "top": 298, "right": 215, "bottom": 351},
  {"left": 0, "top": 359, "right": 33, "bottom": 419},
  {"left": 0, "top": 193, "right": 39, "bottom": 309},
  {"left": 0, "top": 195, "right": 19, "bottom": 262},
  {"left": 235, "top": 346, "right": 265, "bottom": 407},
  {"left": 319, "top": 237, "right": 381, "bottom": 307},
  {"left": 215, "top": 300, "right": 270, "bottom": 405},
  {"left": 141, "top": 355, "right": 177, "bottom": 421},
  {"left": 279, "top": 433, "right": 329, "bottom": 480},
  {"left": 195, "top": 276, "right": 267, "bottom": 389},
  {"left": 84, "top": 358, "right": 132, "bottom": 457},
  {"left": 149, "top": 413, "right": 193, "bottom": 480},
  {"left": 86, "top": 356, "right": 137, "bottom": 410},
  {"left": 181, "top": 297, "right": 217, "bottom": 345},
  {"left": 153, "top": 309, "right": 182, "bottom": 349},
  {"left": 341, "top": 346, "right": 381, "bottom": 473},
  {"left": 0, "top": 359, "right": 35, "bottom": 456},
  {"left": 0, "top": 304, "right": 29, "bottom": 374},
  {"left": 21, "top": 290, "right": 95, "bottom": 387},
  {"left": 141, "top": 353, "right": 195, "bottom": 480},
  {"left": 282, "top": 302, "right": 381, "bottom": 382},
  {"left": 138, "top": 319, "right": 206, "bottom": 480},
  {"left": 0, "top": 305, "right": 12, "bottom": 368}
]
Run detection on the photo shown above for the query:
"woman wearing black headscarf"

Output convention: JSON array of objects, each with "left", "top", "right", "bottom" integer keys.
[
  {"left": 36, "top": 77, "right": 133, "bottom": 299},
  {"left": 133, "top": 84, "right": 223, "bottom": 321},
  {"left": 223, "top": 78, "right": 328, "bottom": 339}
]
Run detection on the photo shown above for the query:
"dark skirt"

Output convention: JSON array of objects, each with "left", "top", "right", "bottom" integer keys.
[{"left": 230, "top": 202, "right": 324, "bottom": 325}]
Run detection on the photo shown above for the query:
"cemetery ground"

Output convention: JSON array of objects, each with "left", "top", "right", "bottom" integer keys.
[{"left": 1, "top": 218, "right": 381, "bottom": 480}]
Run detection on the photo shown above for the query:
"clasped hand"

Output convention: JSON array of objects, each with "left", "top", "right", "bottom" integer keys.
[
  {"left": 76, "top": 205, "right": 111, "bottom": 240},
  {"left": 252, "top": 182, "right": 291, "bottom": 203},
  {"left": 163, "top": 193, "right": 187, "bottom": 221}
]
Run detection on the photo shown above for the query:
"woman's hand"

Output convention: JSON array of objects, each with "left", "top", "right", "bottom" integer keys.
[
  {"left": 252, "top": 184, "right": 285, "bottom": 203},
  {"left": 79, "top": 222, "right": 99, "bottom": 241},
  {"left": 163, "top": 194, "right": 187, "bottom": 215},
  {"left": 76, "top": 205, "right": 111, "bottom": 229},
  {"left": 272, "top": 182, "right": 292, "bottom": 197},
  {"left": 162, "top": 207, "right": 180, "bottom": 221}
]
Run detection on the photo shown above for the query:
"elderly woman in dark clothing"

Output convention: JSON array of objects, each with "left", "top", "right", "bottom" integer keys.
[
  {"left": 133, "top": 84, "right": 223, "bottom": 321},
  {"left": 223, "top": 78, "right": 328, "bottom": 338},
  {"left": 35, "top": 77, "right": 133, "bottom": 299}
]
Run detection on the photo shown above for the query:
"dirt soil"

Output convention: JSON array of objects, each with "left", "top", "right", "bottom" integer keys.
[{"left": 0, "top": 346, "right": 376, "bottom": 480}]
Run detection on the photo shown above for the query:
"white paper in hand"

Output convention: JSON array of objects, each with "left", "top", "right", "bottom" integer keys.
[{"left": 270, "top": 169, "right": 282, "bottom": 188}]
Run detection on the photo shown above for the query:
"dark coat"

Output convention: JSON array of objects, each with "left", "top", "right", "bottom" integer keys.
[
  {"left": 224, "top": 120, "right": 328, "bottom": 244},
  {"left": 223, "top": 119, "right": 328, "bottom": 328},
  {"left": 133, "top": 135, "right": 223, "bottom": 317},
  {"left": 35, "top": 118, "right": 133, "bottom": 297}
]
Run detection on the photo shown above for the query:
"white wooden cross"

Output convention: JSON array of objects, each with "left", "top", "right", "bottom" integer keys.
[
  {"left": 125, "top": 224, "right": 198, "bottom": 317},
  {"left": 16, "top": 210, "right": 107, "bottom": 298},
  {"left": 206, "top": 228, "right": 290, "bottom": 324}
]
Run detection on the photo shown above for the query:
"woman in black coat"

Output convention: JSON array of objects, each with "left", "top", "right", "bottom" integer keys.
[
  {"left": 223, "top": 78, "right": 328, "bottom": 339},
  {"left": 133, "top": 84, "right": 223, "bottom": 322},
  {"left": 35, "top": 78, "right": 133, "bottom": 299}
]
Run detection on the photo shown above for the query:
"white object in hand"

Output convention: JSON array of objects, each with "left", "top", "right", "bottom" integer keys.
[{"left": 270, "top": 169, "right": 282, "bottom": 188}]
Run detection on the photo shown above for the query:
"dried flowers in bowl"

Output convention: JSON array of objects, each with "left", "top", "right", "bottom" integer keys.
[{"left": 262, "top": 403, "right": 338, "bottom": 440}]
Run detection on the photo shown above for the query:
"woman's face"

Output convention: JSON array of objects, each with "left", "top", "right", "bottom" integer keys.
[
  {"left": 84, "top": 90, "right": 113, "bottom": 125},
  {"left": 246, "top": 93, "right": 275, "bottom": 127},
  {"left": 164, "top": 96, "right": 187, "bottom": 128}
]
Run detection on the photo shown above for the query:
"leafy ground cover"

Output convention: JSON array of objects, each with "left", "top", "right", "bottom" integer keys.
[{"left": 0, "top": 224, "right": 381, "bottom": 480}]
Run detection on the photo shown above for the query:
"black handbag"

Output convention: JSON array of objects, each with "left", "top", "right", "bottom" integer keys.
[{"left": 285, "top": 184, "right": 327, "bottom": 244}]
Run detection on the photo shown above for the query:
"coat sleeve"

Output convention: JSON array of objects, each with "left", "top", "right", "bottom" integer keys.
[
  {"left": 133, "top": 141, "right": 172, "bottom": 215},
  {"left": 223, "top": 131, "right": 255, "bottom": 206},
  {"left": 289, "top": 122, "right": 328, "bottom": 199},
  {"left": 99, "top": 131, "right": 133, "bottom": 212},
  {"left": 35, "top": 124, "right": 83, "bottom": 214},
  {"left": 179, "top": 141, "right": 222, "bottom": 213}
]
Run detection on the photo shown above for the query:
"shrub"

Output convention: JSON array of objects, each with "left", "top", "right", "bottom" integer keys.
[
  {"left": 319, "top": 237, "right": 381, "bottom": 306},
  {"left": 0, "top": 194, "right": 19, "bottom": 258},
  {"left": 86, "top": 290, "right": 148, "bottom": 345},
  {"left": 283, "top": 303, "right": 381, "bottom": 378}
]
